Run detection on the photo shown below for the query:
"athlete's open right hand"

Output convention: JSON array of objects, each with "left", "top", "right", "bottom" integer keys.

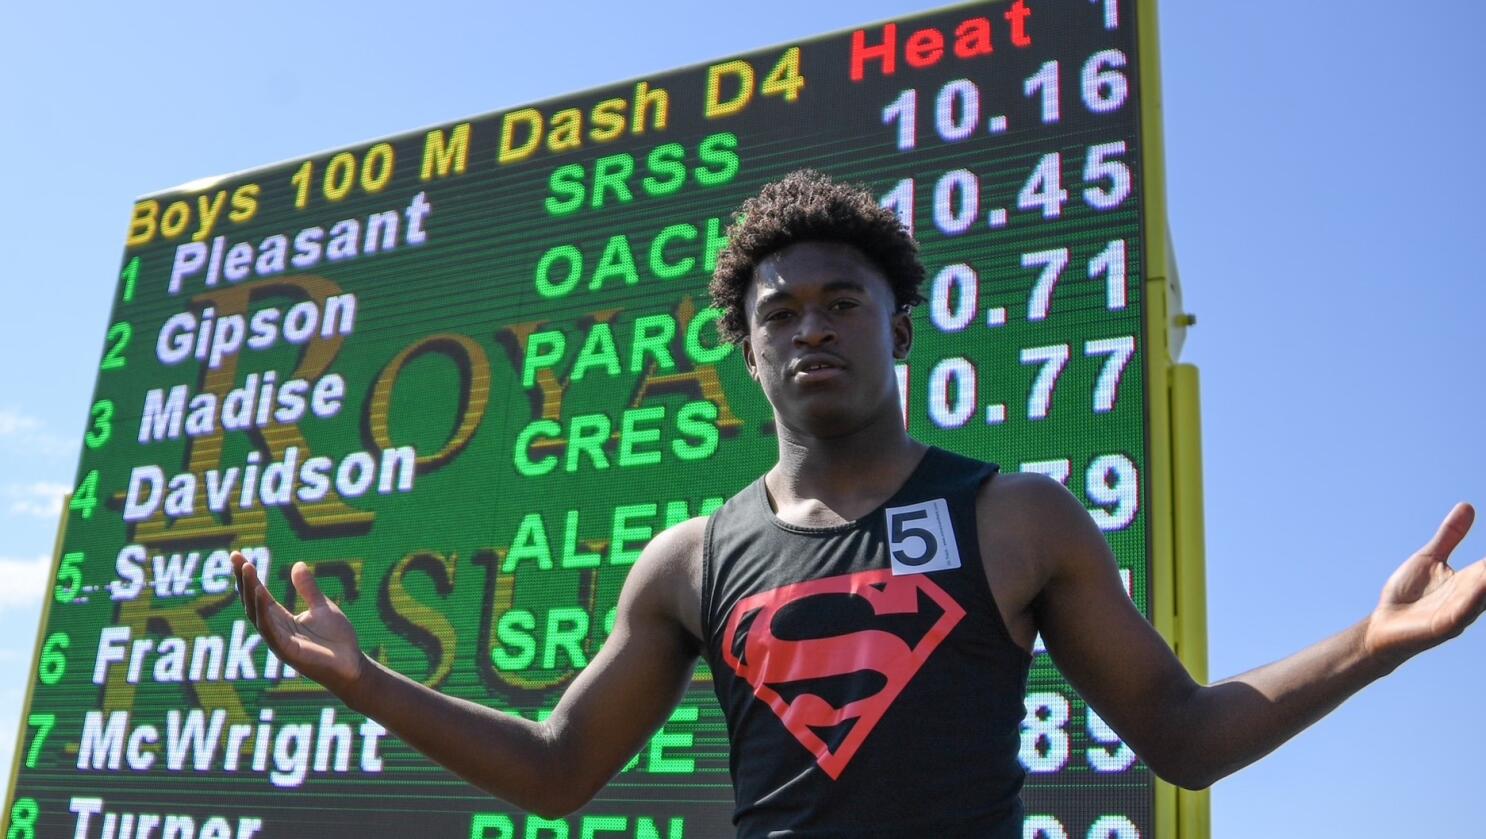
[{"left": 232, "top": 552, "right": 365, "bottom": 697}]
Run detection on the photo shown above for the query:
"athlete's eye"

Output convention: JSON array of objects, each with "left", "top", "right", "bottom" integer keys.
[
  {"left": 762, "top": 309, "right": 793, "bottom": 323},
  {"left": 829, "top": 298, "right": 859, "bottom": 312}
]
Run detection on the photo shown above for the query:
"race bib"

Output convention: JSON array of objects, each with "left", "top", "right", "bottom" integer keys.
[{"left": 884, "top": 498, "right": 961, "bottom": 575}]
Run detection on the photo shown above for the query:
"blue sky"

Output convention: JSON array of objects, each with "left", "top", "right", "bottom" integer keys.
[{"left": 1, "top": 2, "right": 1482, "bottom": 836}]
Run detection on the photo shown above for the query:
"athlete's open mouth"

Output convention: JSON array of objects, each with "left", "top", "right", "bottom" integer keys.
[{"left": 790, "top": 354, "right": 845, "bottom": 377}]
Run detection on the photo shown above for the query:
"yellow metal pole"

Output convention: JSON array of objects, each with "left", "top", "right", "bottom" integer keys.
[
  {"left": 1171, "top": 364, "right": 1211, "bottom": 837},
  {"left": 1136, "top": 1, "right": 1209, "bottom": 836}
]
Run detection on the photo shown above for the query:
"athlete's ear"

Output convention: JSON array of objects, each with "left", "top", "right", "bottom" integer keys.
[
  {"left": 742, "top": 336, "right": 760, "bottom": 381},
  {"left": 891, "top": 306, "right": 913, "bottom": 360}
]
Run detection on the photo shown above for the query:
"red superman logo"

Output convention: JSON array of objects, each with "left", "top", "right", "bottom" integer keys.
[{"left": 720, "top": 569, "right": 965, "bottom": 779}]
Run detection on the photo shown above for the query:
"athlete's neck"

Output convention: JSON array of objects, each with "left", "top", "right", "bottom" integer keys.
[{"left": 766, "top": 413, "right": 927, "bottom": 526}]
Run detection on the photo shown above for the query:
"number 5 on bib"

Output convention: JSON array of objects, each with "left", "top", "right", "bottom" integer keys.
[{"left": 885, "top": 499, "right": 961, "bottom": 575}]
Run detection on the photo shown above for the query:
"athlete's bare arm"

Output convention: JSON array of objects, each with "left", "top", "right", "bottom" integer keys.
[
  {"left": 981, "top": 473, "right": 1486, "bottom": 789},
  {"left": 231, "top": 517, "right": 705, "bottom": 817}
]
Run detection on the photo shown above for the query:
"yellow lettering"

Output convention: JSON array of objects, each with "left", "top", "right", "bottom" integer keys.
[
  {"left": 631, "top": 81, "right": 669, "bottom": 134},
  {"left": 228, "top": 184, "right": 260, "bottom": 224},
  {"left": 193, "top": 191, "right": 226, "bottom": 243},
  {"left": 499, "top": 108, "right": 543, "bottom": 164},
  {"left": 589, "top": 98, "right": 627, "bottom": 143},
  {"left": 160, "top": 200, "right": 191, "bottom": 239},
  {"left": 705, "top": 60, "right": 754, "bottom": 118},
  {"left": 547, "top": 109, "right": 583, "bottom": 153},
  {"left": 421, "top": 123, "right": 471, "bottom": 180},
  {"left": 128, "top": 200, "right": 159, "bottom": 247}
]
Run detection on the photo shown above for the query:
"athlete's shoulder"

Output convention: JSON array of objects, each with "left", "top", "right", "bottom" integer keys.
[
  {"left": 976, "top": 470, "right": 1093, "bottom": 553},
  {"left": 976, "top": 468, "right": 1072, "bottom": 508},
  {"left": 978, "top": 467, "right": 1117, "bottom": 580},
  {"left": 626, "top": 516, "right": 707, "bottom": 644},
  {"left": 645, "top": 515, "right": 708, "bottom": 564}
]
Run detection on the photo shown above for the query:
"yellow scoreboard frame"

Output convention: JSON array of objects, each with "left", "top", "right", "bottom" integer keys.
[{"left": 1137, "top": 0, "right": 1210, "bottom": 836}]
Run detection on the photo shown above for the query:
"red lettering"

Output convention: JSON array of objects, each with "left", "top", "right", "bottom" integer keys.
[
  {"left": 850, "top": 23, "right": 897, "bottom": 81},
  {"left": 904, "top": 28, "right": 944, "bottom": 69},
  {"left": 954, "top": 17, "right": 994, "bottom": 59},
  {"left": 852, "top": 13, "right": 1011, "bottom": 81},
  {"left": 1004, "top": 0, "right": 1032, "bottom": 48}
]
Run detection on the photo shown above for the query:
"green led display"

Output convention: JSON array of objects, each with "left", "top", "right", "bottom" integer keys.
[{"left": 5, "top": 2, "right": 1167, "bottom": 836}]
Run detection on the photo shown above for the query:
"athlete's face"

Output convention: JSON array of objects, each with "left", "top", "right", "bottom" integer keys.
[{"left": 741, "top": 242, "right": 912, "bottom": 437}]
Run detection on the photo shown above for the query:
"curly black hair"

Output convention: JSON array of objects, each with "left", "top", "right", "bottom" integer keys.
[{"left": 709, "top": 169, "right": 926, "bottom": 344}]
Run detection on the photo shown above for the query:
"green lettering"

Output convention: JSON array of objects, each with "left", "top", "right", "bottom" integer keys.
[
  {"left": 591, "top": 154, "right": 635, "bottom": 208},
  {"left": 642, "top": 143, "right": 687, "bottom": 197},
  {"left": 561, "top": 510, "right": 601, "bottom": 568},
  {"left": 630, "top": 314, "right": 677, "bottom": 372},
  {"left": 580, "top": 816, "right": 627, "bottom": 839},
  {"left": 504, "top": 513, "right": 553, "bottom": 571},
  {"left": 618, "top": 406, "right": 665, "bottom": 468},
  {"left": 673, "top": 401, "right": 720, "bottom": 461},
  {"left": 663, "top": 497, "right": 724, "bottom": 529},
  {"left": 703, "top": 216, "right": 728, "bottom": 271},
  {"left": 545, "top": 163, "right": 587, "bottom": 216},
  {"left": 695, "top": 132, "right": 740, "bottom": 187},
  {"left": 571, "top": 323, "right": 621, "bottom": 381},
  {"left": 648, "top": 224, "right": 696, "bottom": 280},
  {"left": 635, "top": 818, "right": 685, "bottom": 839},
  {"left": 543, "top": 607, "right": 590, "bottom": 669},
  {"left": 648, "top": 705, "right": 700, "bottom": 772},
  {"left": 492, "top": 610, "right": 536, "bottom": 671},
  {"left": 525, "top": 815, "right": 569, "bottom": 839},
  {"left": 610, "top": 503, "right": 657, "bottom": 566},
  {"left": 536, "top": 245, "right": 583, "bottom": 298},
  {"left": 515, "top": 420, "right": 561, "bottom": 477},
  {"left": 470, "top": 814, "right": 515, "bottom": 839},
  {"left": 523, "top": 330, "right": 566, "bottom": 387},
  {"left": 685, "top": 307, "right": 731, "bottom": 364},
  {"left": 567, "top": 413, "right": 611, "bottom": 471},
  {"left": 589, "top": 234, "right": 640, "bottom": 290}
]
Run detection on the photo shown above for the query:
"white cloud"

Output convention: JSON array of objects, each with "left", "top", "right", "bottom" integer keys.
[
  {"left": 0, "top": 407, "right": 75, "bottom": 457},
  {"left": 4, "top": 482, "right": 69, "bottom": 518},
  {"left": 0, "top": 409, "right": 41, "bottom": 436},
  {"left": 0, "top": 554, "right": 49, "bottom": 608}
]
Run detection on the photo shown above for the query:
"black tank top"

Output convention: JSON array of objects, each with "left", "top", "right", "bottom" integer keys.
[{"left": 701, "top": 447, "right": 1031, "bottom": 838}]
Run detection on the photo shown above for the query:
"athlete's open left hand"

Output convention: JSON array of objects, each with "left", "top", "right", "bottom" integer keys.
[
  {"left": 232, "top": 552, "right": 365, "bottom": 696},
  {"left": 1364, "top": 503, "right": 1486, "bottom": 667}
]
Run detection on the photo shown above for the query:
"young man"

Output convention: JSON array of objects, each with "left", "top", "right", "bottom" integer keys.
[{"left": 234, "top": 170, "right": 1486, "bottom": 837}]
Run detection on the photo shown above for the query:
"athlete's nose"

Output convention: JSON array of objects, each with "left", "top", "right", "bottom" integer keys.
[{"left": 793, "top": 305, "right": 836, "bottom": 347}]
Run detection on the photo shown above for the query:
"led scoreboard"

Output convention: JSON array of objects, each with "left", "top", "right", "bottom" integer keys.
[{"left": 5, "top": 1, "right": 1208, "bottom": 837}]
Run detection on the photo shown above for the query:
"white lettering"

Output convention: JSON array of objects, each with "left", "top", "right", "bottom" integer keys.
[
  {"left": 110, "top": 546, "right": 146, "bottom": 601},
  {"left": 93, "top": 626, "right": 131, "bottom": 683},
  {"left": 168, "top": 194, "right": 432, "bottom": 293},
  {"left": 77, "top": 711, "right": 127, "bottom": 770},
  {"left": 123, "top": 466, "right": 164, "bottom": 521}
]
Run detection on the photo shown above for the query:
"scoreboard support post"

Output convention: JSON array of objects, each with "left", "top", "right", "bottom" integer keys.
[
  {"left": 1139, "top": 0, "right": 1211, "bottom": 837},
  {"left": 1172, "top": 363, "right": 1210, "bottom": 838}
]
